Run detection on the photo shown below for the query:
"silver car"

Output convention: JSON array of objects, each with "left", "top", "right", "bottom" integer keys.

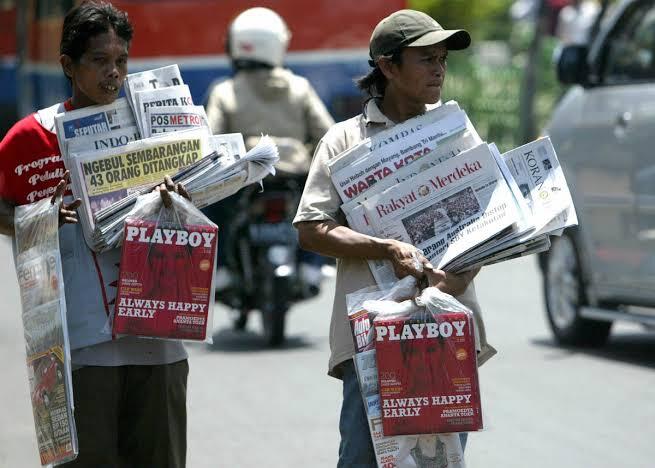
[{"left": 543, "top": 0, "right": 655, "bottom": 346}]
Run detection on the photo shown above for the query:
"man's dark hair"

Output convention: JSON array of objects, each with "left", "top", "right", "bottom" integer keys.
[
  {"left": 356, "top": 49, "right": 402, "bottom": 98},
  {"left": 60, "top": 1, "right": 133, "bottom": 61}
]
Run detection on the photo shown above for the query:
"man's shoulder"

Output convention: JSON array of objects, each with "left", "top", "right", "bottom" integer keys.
[{"left": 320, "top": 113, "right": 365, "bottom": 151}]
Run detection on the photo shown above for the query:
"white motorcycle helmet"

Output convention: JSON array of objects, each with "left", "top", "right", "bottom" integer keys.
[{"left": 228, "top": 7, "right": 291, "bottom": 67}]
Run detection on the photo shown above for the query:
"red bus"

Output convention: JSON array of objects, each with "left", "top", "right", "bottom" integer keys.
[{"left": 0, "top": 0, "right": 405, "bottom": 135}]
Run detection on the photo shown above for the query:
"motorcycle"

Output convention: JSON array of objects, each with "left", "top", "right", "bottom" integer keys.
[{"left": 213, "top": 174, "right": 320, "bottom": 346}]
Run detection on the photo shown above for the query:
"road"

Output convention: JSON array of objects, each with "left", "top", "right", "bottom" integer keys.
[{"left": 0, "top": 235, "right": 653, "bottom": 467}]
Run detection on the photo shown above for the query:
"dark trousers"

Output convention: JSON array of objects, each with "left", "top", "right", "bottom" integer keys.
[{"left": 62, "top": 360, "right": 188, "bottom": 468}]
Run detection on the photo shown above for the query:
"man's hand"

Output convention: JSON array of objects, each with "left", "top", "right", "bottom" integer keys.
[
  {"left": 154, "top": 175, "right": 191, "bottom": 208},
  {"left": 51, "top": 171, "right": 81, "bottom": 227},
  {"left": 385, "top": 239, "right": 428, "bottom": 280},
  {"left": 425, "top": 266, "right": 480, "bottom": 296}
]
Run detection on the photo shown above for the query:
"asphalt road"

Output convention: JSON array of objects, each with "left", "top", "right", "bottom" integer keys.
[{"left": 0, "top": 235, "right": 653, "bottom": 468}]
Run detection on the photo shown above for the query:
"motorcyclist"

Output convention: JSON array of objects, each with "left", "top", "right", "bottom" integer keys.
[{"left": 204, "top": 7, "right": 335, "bottom": 327}]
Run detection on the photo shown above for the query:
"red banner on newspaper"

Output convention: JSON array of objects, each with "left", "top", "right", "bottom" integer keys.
[
  {"left": 114, "top": 219, "right": 217, "bottom": 340},
  {"left": 374, "top": 311, "right": 482, "bottom": 435}
]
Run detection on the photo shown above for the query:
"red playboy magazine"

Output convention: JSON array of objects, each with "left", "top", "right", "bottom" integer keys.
[
  {"left": 114, "top": 218, "right": 218, "bottom": 341},
  {"left": 374, "top": 311, "right": 482, "bottom": 435}
]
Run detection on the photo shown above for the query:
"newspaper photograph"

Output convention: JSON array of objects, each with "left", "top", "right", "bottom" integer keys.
[
  {"left": 144, "top": 104, "right": 209, "bottom": 137},
  {"left": 54, "top": 97, "right": 137, "bottom": 159},
  {"left": 134, "top": 85, "right": 194, "bottom": 136},
  {"left": 209, "top": 133, "right": 246, "bottom": 161},
  {"left": 329, "top": 103, "right": 481, "bottom": 202},
  {"left": 362, "top": 143, "right": 521, "bottom": 270},
  {"left": 124, "top": 63, "right": 183, "bottom": 117}
]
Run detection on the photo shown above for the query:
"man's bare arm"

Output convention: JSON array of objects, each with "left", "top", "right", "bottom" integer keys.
[{"left": 296, "top": 220, "right": 426, "bottom": 279}]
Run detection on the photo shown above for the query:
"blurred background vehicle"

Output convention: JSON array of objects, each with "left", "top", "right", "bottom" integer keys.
[{"left": 542, "top": 0, "right": 655, "bottom": 346}]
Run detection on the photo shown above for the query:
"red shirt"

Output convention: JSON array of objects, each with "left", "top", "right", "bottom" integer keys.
[{"left": 0, "top": 101, "right": 73, "bottom": 205}]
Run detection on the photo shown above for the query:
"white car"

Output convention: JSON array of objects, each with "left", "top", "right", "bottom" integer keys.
[{"left": 542, "top": 0, "right": 655, "bottom": 346}]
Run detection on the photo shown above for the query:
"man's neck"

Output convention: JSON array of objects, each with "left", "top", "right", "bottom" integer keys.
[{"left": 379, "top": 91, "right": 427, "bottom": 124}]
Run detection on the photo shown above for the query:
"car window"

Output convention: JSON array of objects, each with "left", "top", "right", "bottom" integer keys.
[{"left": 603, "top": 2, "right": 655, "bottom": 84}]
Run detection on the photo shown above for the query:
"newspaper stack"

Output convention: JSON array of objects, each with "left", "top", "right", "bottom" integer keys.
[
  {"left": 90, "top": 134, "right": 278, "bottom": 251},
  {"left": 14, "top": 197, "right": 78, "bottom": 466},
  {"left": 54, "top": 64, "right": 277, "bottom": 252},
  {"left": 329, "top": 101, "right": 576, "bottom": 285}
]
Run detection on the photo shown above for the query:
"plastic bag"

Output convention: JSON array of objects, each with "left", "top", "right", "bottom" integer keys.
[
  {"left": 111, "top": 191, "right": 218, "bottom": 343},
  {"left": 346, "top": 277, "right": 473, "bottom": 468},
  {"left": 14, "top": 197, "right": 78, "bottom": 466},
  {"left": 371, "top": 286, "right": 483, "bottom": 436}
]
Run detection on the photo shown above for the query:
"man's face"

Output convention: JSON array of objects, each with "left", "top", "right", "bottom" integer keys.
[
  {"left": 62, "top": 28, "right": 129, "bottom": 107},
  {"left": 387, "top": 43, "right": 449, "bottom": 106}
]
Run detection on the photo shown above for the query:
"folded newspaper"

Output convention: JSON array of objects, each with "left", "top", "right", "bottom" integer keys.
[
  {"left": 329, "top": 102, "right": 576, "bottom": 285},
  {"left": 14, "top": 197, "right": 78, "bottom": 466}
]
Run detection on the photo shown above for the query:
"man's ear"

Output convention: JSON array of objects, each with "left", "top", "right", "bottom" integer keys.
[
  {"left": 377, "top": 57, "right": 397, "bottom": 81},
  {"left": 60, "top": 54, "right": 74, "bottom": 80}
]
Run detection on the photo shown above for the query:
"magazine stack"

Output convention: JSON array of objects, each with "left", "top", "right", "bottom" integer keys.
[
  {"left": 54, "top": 64, "right": 278, "bottom": 252},
  {"left": 328, "top": 100, "right": 577, "bottom": 286}
]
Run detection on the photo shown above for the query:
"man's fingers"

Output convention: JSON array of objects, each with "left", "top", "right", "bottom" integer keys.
[
  {"left": 164, "top": 175, "right": 175, "bottom": 191},
  {"left": 177, "top": 183, "right": 191, "bottom": 201},
  {"left": 65, "top": 199, "right": 82, "bottom": 210},
  {"left": 62, "top": 216, "right": 78, "bottom": 224},
  {"left": 160, "top": 188, "right": 172, "bottom": 208}
]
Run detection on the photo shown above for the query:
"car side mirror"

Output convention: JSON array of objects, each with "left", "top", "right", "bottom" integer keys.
[{"left": 557, "top": 45, "right": 589, "bottom": 85}]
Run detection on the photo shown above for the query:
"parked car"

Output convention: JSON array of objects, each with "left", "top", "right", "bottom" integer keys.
[{"left": 542, "top": 0, "right": 655, "bottom": 346}]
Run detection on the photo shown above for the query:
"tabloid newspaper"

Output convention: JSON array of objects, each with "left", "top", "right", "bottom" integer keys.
[
  {"left": 124, "top": 64, "right": 183, "bottom": 127},
  {"left": 500, "top": 136, "right": 578, "bottom": 236},
  {"left": 91, "top": 135, "right": 278, "bottom": 251},
  {"left": 362, "top": 143, "right": 521, "bottom": 270},
  {"left": 14, "top": 198, "right": 78, "bottom": 466},
  {"left": 346, "top": 281, "right": 467, "bottom": 468},
  {"left": 134, "top": 85, "right": 194, "bottom": 137},
  {"left": 340, "top": 125, "right": 484, "bottom": 285},
  {"left": 329, "top": 102, "right": 482, "bottom": 203},
  {"left": 55, "top": 97, "right": 139, "bottom": 163},
  {"left": 374, "top": 311, "right": 482, "bottom": 435},
  {"left": 113, "top": 214, "right": 218, "bottom": 342},
  {"left": 144, "top": 104, "right": 209, "bottom": 137},
  {"left": 68, "top": 128, "right": 210, "bottom": 249}
]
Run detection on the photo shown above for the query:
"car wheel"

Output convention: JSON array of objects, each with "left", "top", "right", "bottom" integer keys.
[{"left": 544, "top": 232, "right": 612, "bottom": 346}]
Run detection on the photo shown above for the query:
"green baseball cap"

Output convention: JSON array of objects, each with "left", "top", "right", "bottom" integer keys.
[{"left": 369, "top": 9, "right": 471, "bottom": 62}]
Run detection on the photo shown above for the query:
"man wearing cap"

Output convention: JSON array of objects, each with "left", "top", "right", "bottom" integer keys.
[{"left": 293, "top": 9, "right": 496, "bottom": 467}]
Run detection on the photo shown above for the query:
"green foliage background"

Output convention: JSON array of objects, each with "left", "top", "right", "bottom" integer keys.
[{"left": 409, "top": 0, "right": 563, "bottom": 152}]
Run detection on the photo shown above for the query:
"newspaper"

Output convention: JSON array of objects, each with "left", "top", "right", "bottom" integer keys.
[
  {"left": 14, "top": 198, "right": 78, "bottom": 466},
  {"left": 144, "top": 105, "right": 209, "bottom": 137},
  {"left": 329, "top": 102, "right": 481, "bottom": 202},
  {"left": 133, "top": 85, "right": 194, "bottom": 137},
  {"left": 340, "top": 126, "right": 486, "bottom": 285},
  {"left": 66, "top": 125, "right": 141, "bottom": 156},
  {"left": 54, "top": 98, "right": 138, "bottom": 161},
  {"left": 361, "top": 143, "right": 521, "bottom": 271},
  {"left": 92, "top": 135, "right": 279, "bottom": 251},
  {"left": 68, "top": 128, "right": 210, "bottom": 249},
  {"left": 500, "top": 136, "right": 577, "bottom": 235},
  {"left": 123, "top": 64, "right": 183, "bottom": 125}
]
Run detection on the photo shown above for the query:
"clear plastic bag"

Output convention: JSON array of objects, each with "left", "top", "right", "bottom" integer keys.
[
  {"left": 14, "top": 197, "right": 78, "bottom": 466},
  {"left": 347, "top": 277, "right": 479, "bottom": 468},
  {"left": 111, "top": 191, "right": 218, "bottom": 343}
]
